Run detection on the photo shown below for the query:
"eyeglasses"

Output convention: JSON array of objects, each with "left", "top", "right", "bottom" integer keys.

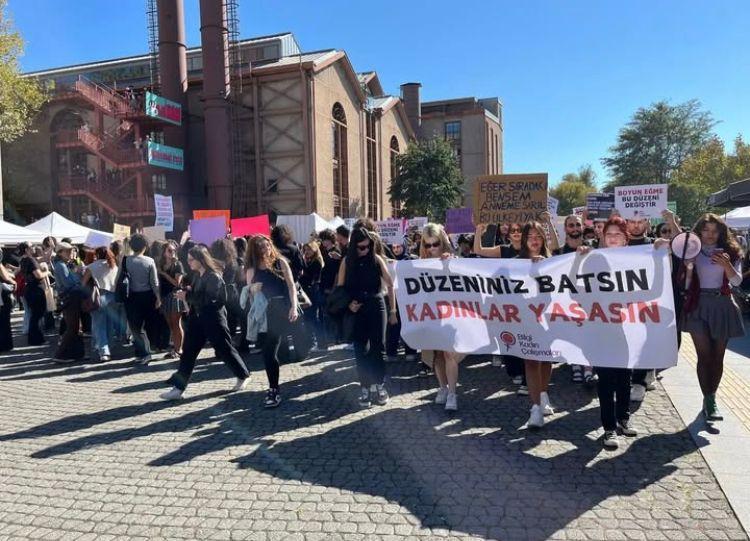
[
  {"left": 423, "top": 241, "right": 441, "bottom": 249},
  {"left": 356, "top": 242, "right": 370, "bottom": 252}
]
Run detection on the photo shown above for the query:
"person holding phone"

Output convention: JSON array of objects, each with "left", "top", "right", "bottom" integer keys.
[{"left": 683, "top": 214, "right": 744, "bottom": 421}]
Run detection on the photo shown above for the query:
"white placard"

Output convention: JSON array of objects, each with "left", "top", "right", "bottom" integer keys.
[
  {"left": 614, "top": 184, "right": 668, "bottom": 219},
  {"left": 547, "top": 196, "right": 559, "bottom": 217},
  {"left": 393, "top": 245, "right": 677, "bottom": 369},
  {"left": 84, "top": 230, "right": 114, "bottom": 248},
  {"left": 154, "top": 194, "right": 174, "bottom": 232},
  {"left": 376, "top": 219, "right": 406, "bottom": 244},
  {"left": 408, "top": 217, "right": 428, "bottom": 230}
]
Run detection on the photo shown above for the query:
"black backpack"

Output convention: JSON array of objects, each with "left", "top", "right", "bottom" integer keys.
[{"left": 115, "top": 256, "right": 131, "bottom": 303}]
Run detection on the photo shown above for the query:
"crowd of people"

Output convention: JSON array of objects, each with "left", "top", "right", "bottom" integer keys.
[{"left": 0, "top": 208, "right": 746, "bottom": 449}]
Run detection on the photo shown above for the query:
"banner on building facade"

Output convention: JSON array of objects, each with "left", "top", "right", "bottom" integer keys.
[
  {"left": 147, "top": 141, "right": 184, "bottom": 171},
  {"left": 145, "top": 91, "right": 182, "bottom": 126},
  {"left": 392, "top": 245, "right": 677, "bottom": 369},
  {"left": 154, "top": 194, "right": 174, "bottom": 232},
  {"left": 473, "top": 173, "right": 548, "bottom": 225}
]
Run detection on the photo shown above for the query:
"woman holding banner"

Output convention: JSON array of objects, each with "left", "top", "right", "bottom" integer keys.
[
  {"left": 683, "top": 214, "right": 745, "bottom": 422},
  {"left": 518, "top": 221, "right": 555, "bottom": 428},
  {"left": 419, "top": 223, "right": 465, "bottom": 411},
  {"left": 337, "top": 227, "right": 397, "bottom": 408}
]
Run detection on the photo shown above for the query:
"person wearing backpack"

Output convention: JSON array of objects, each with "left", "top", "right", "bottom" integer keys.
[{"left": 160, "top": 246, "right": 250, "bottom": 400}]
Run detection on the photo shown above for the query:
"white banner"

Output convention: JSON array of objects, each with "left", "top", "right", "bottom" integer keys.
[
  {"left": 393, "top": 245, "right": 678, "bottom": 369},
  {"left": 154, "top": 194, "right": 174, "bottom": 232}
]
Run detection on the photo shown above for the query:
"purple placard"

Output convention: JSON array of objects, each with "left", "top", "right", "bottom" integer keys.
[
  {"left": 189, "top": 216, "right": 226, "bottom": 245},
  {"left": 445, "top": 207, "right": 474, "bottom": 234}
]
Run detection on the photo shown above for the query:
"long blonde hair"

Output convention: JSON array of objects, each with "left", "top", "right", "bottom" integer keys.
[
  {"left": 419, "top": 223, "right": 452, "bottom": 259},
  {"left": 303, "top": 240, "right": 324, "bottom": 268}
]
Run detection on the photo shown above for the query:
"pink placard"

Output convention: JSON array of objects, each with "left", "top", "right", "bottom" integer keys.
[{"left": 231, "top": 215, "right": 271, "bottom": 237}]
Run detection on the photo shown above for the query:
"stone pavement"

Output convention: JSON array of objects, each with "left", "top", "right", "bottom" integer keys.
[{"left": 0, "top": 313, "right": 747, "bottom": 541}]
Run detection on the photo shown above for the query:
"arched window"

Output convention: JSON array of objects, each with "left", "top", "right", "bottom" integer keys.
[
  {"left": 50, "top": 109, "right": 84, "bottom": 133},
  {"left": 389, "top": 136, "right": 401, "bottom": 216},
  {"left": 332, "top": 103, "right": 349, "bottom": 217},
  {"left": 365, "top": 111, "right": 378, "bottom": 218}
]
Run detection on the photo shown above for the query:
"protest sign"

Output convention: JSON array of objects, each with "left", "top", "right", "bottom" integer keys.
[
  {"left": 473, "top": 173, "right": 548, "bottom": 225},
  {"left": 392, "top": 245, "right": 677, "bottom": 369},
  {"left": 84, "top": 230, "right": 114, "bottom": 248},
  {"left": 547, "top": 196, "right": 559, "bottom": 217},
  {"left": 376, "top": 219, "right": 406, "bottom": 244},
  {"left": 586, "top": 193, "right": 615, "bottom": 220},
  {"left": 154, "top": 194, "right": 174, "bottom": 232},
  {"left": 614, "top": 184, "right": 668, "bottom": 219},
  {"left": 445, "top": 208, "right": 475, "bottom": 234},
  {"left": 408, "top": 217, "right": 428, "bottom": 231},
  {"left": 189, "top": 216, "right": 226, "bottom": 245},
  {"left": 231, "top": 215, "right": 271, "bottom": 237},
  {"left": 142, "top": 225, "right": 166, "bottom": 243},
  {"left": 650, "top": 201, "right": 677, "bottom": 226},
  {"left": 112, "top": 223, "right": 131, "bottom": 241},
  {"left": 343, "top": 218, "right": 357, "bottom": 230},
  {"left": 572, "top": 206, "right": 586, "bottom": 216},
  {"left": 193, "top": 209, "right": 231, "bottom": 228}
]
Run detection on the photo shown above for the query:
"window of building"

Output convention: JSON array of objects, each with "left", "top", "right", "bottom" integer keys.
[
  {"left": 365, "top": 111, "right": 378, "bottom": 219},
  {"left": 389, "top": 136, "right": 401, "bottom": 217},
  {"left": 332, "top": 103, "right": 349, "bottom": 217},
  {"left": 444, "top": 120, "right": 462, "bottom": 168},
  {"left": 152, "top": 173, "right": 167, "bottom": 192}
]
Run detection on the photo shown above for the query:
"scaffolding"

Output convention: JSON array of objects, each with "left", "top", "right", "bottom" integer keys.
[
  {"left": 226, "top": 0, "right": 251, "bottom": 216},
  {"left": 146, "top": 0, "right": 160, "bottom": 90}
]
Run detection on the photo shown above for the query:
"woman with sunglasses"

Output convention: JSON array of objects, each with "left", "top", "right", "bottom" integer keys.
[
  {"left": 519, "top": 222, "right": 556, "bottom": 428},
  {"left": 158, "top": 240, "right": 187, "bottom": 359},
  {"left": 337, "top": 227, "right": 397, "bottom": 407},
  {"left": 160, "top": 246, "right": 250, "bottom": 400},
  {"left": 419, "top": 223, "right": 465, "bottom": 411}
]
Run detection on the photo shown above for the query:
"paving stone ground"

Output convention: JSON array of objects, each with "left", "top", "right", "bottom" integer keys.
[{"left": 0, "top": 313, "right": 747, "bottom": 541}]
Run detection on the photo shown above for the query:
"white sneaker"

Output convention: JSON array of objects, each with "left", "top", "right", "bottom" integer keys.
[
  {"left": 445, "top": 392, "right": 458, "bottom": 411},
  {"left": 232, "top": 378, "right": 249, "bottom": 392},
  {"left": 434, "top": 387, "right": 449, "bottom": 404},
  {"left": 160, "top": 387, "right": 183, "bottom": 401},
  {"left": 135, "top": 355, "right": 152, "bottom": 365},
  {"left": 603, "top": 430, "right": 619, "bottom": 449},
  {"left": 540, "top": 392, "right": 554, "bottom": 416},
  {"left": 644, "top": 370, "right": 657, "bottom": 390},
  {"left": 631, "top": 384, "right": 646, "bottom": 402},
  {"left": 527, "top": 404, "right": 544, "bottom": 428},
  {"left": 491, "top": 355, "right": 503, "bottom": 367}
]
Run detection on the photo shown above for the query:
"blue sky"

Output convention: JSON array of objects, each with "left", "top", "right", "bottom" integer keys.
[{"left": 8, "top": 0, "right": 750, "bottom": 187}]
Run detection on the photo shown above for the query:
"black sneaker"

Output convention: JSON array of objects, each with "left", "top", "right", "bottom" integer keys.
[
  {"left": 703, "top": 395, "right": 723, "bottom": 421},
  {"left": 358, "top": 386, "right": 371, "bottom": 407},
  {"left": 263, "top": 389, "right": 281, "bottom": 409}
]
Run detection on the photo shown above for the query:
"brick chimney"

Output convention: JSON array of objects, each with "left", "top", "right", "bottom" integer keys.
[{"left": 400, "top": 83, "right": 422, "bottom": 136}]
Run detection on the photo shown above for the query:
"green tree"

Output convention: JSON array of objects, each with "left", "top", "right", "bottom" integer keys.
[
  {"left": 560, "top": 164, "right": 598, "bottom": 188},
  {"left": 671, "top": 136, "right": 750, "bottom": 225},
  {"left": 389, "top": 137, "right": 464, "bottom": 222},
  {"left": 549, "top": 179, "right": 594, "bottom": 217},
  {"left": 0, "top": 0, "right": 46, "bottom": 142},
  {"left": 602, "top": 100, "right": 716, "bottom": 191}
]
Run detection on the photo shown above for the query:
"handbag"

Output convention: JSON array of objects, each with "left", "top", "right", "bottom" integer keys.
[
  {"left": 81, "top": 282, "right": 101, "bottom": 313},
  {"left": 42, "top": 277, "right": 57, "bottom": 312},
  {"left": 115, "top": 256, "right": 131, "bottom": 303},
  {"left": 326, "top": 286, "right": 351, "bottom": 317}
]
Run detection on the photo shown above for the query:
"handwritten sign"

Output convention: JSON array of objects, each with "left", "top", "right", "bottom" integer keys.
[
  {"left": 154, "top": 194, "right": 174, "bottom": 232},
  {"left": 112, "top": 223, "right": 131, "bottom": 241},
  {"left": 474, "top": 173, "right": 548, "bottom": 225},
  {"left": 586, "top": 193, "right": 615, "bottom": 220},
  {"left": 408, "top": 217, "right": 428, "bottom": 231},
  {"left": 614, "top": 184, "right": 668, "bottom": 219},
  {"left": 376, "top": 219, "right": 406, "bottom": 244},
  {"left": 445, "top": 208, "right": 475, "bottom": 234}
]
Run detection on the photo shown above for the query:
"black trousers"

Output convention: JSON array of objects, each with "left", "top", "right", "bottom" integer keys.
[
  {"left": 504, "top": 355, "right": 526, "bottom": 384},
  {"left": 168, "top": 308, "right": 249, "bottom": 391},
  {"left": 353, "top": 295, "right": 386, "bottom": 387},
  {"left": 385, "top": 297, "right": 416, "bottom": 356},
  {"left": 597, "top": 367, "right": 631, "bottom": 431},
  {"left": 124, "top": 291, "right": 159, "bottom": 358},
  {"left": 0, "top": 290, "right": 13, "bottom": 351},
  {"left": 261, "top": 297, "right": 291, "bottom": 390},
  {"left": 24, "top": 287, "right": 47, "bottom": 345}
]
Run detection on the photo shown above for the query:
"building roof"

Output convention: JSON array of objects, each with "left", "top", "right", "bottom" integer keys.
[
  {"left": 421, "top": 96, "right": 502, "bottom": 123},
  {"left": 357, "top": 71, "right": 384, "bottom": 96},
  {"left": 250, "top": 50, "right": 339, "bottom": 73}
]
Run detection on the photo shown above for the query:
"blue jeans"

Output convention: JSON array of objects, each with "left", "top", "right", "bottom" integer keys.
[{"left": 91, "top": 291, "right": 124, "bottom": 356}]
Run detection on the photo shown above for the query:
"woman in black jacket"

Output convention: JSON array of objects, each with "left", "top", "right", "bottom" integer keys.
[{"left": 160, "top": 246, "right": 250, "bottom": 400}]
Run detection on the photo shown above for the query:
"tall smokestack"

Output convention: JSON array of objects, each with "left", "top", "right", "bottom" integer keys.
[
  {"left": 157, "top": 0, "right": 188, "bottom": 215},
  {"left": 400, "top": 82, "right": 422, "bottom": 136},
  {"left": 199, "top": 0, "right": 232, "bottom": 210}
]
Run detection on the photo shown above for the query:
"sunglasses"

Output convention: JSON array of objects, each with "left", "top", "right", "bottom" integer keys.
[
  {"left": 356, "top": 243, "right": 371, "bottom": 252},
  {"left": 423, "top": 241, "right": 441, "bottom": 249},
  {"left": 509, "top": 228, "right": 521, "bottom": 233}
]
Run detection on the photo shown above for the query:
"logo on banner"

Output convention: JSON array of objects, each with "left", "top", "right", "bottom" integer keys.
[{"left": 500, "top": 331, "right": 516, "bottom": 351}]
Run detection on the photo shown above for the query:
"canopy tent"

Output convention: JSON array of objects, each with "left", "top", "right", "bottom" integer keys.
[
  {"left": 723, "top": 206, "right": 750, "bottom": 230},
  {"left": 0, "top": 220, "right": 45, "bottom": 245},
  {"left": 275, "top": 213, "right": 342, "bottom": 243},
  {"left": 707, "top": 178, "right": 750, "bottom": 209},
  {"left": 26, "top": 212, "right": 113, "bottom": 246}
]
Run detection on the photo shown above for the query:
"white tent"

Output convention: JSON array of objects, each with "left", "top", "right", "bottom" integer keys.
[
  {"left": 0, "top": 220, "right": 45, "bottom": 244},
  {"left": 27, "top": 212, "right": 113, "bottom": 245},
  {"left": 724, "top": 207, "right": 750, "bottom": 230},
  {"left": 276, "top": 213, "right": 341, "bottom": 243}
]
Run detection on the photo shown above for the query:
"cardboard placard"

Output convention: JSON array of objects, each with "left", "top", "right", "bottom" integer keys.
[
  {"left": 142, "top": 225, "right": 166, "bottom": 243},
  {"left": 585, "top": 193, "right": 615, "bottom": 220},
  {"left": 445, "top": 207, "right": 475, "bottom": 234},
  {"left": 376, "top": 219, "right": 406, "bottom": 244},
  {"left": 193, "top": 209, "right": 231, "bottom": 228},
  {"left": 474, "top": 173, "right": 548, "bottom": 225},
  {"left": 189, "top": 217, "right": 226, "bottom": 245},
  {"left": 231, "top": 215, "right": 271, "bottom": 237},
  {"left": 112, "top": 223, "right": 131, "bottom": 241},
  {"left": 614, "top": 184, "right": 668, "bottom": 219}
]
